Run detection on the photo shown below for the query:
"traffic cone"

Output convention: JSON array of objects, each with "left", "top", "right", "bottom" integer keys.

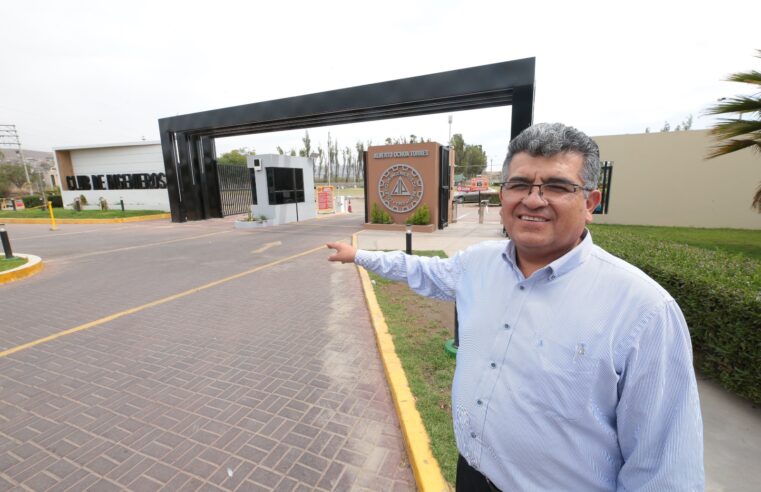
[{"left": 348, "top": 199, "right": 352, "bottom": 213}]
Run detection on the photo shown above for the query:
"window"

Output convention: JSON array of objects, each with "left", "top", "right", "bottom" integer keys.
[
  {"left": 266, "top": 167, "right": 305, "bottom": 205},
  {"left": 249, "top": 168, "right": 258, "bottom": 205}
]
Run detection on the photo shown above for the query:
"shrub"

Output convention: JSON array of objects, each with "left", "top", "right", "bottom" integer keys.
[
  {"left": 370, "top": 203, "right": 393, "bottom": 224},
  {"left": 21, "top": 195, "right": 43, "bottom": 208},
  {"left": 47, "top": 195, "right": 63, "bottom": 207},
  {"left": 406, "top": 204, "right": 431, "bottom": 225},
  {"left": 592, "top": 228, "right": 761, "bottom": 404}
]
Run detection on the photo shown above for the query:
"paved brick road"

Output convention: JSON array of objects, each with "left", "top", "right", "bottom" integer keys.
[{"left": 0, "top": 215, "right": 415, "bottom": 491}]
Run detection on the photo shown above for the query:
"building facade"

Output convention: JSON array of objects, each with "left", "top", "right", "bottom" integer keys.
[
  {"left": 54, "top": 142, "right": 170, "bottom": 211},
  {"left": 593, "top": 130, "right": 759, "bottom": 230},
  {"left": 247, "top": 154, "right": 316, "bottom": 225}
]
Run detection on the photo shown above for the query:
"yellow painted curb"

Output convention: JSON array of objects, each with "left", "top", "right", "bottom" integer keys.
[
  {"left": 353, "top": 234, "right": 451, "bottom": 492},
  {"left": 0, "top": 213, "right": 171, "bottom": 224},
  {"left": 0, "top": 254, "right": 43, "bottom": 284}
]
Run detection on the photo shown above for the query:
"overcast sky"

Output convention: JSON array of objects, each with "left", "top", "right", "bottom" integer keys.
[{"left": 2, "top": 0, "right": 759, "bottom": 171}]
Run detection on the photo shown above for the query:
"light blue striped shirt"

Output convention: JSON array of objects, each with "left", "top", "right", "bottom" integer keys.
[{"left": 356, "top": 231, "right": 704, "bottom": 491}]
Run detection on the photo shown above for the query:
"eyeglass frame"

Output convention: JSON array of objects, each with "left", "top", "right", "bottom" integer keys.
[{"left": 499, "top": 179, "right": 595, "bottom": 201}]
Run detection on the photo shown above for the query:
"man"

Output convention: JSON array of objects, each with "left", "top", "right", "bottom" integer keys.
[{"left": 327, "top": 123, "right": 704, "bottom": 491}]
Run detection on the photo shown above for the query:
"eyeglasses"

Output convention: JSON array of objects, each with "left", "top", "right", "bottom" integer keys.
[{"left": 500, "top": 180, "right": 591, "bottom": 202}]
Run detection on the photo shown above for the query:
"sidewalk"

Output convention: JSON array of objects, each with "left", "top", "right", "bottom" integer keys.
[{"left": 357, "top": 214, "right": 761, "bottom": 492}]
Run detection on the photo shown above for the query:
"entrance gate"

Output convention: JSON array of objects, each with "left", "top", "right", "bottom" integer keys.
[
  {"left": 159, "top": 58, "right": 535, "bottom": 222},
  {"left": 217, "top": 164, "right": 253, "bottom": 216}
]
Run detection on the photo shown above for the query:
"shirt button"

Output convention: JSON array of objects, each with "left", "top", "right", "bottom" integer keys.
[
  {"left": 504, "top": 323, "right": 510, "bottom": 329},
  {"left": 519, "top": 285, "right": 525, "bottom": 290},
  {"left": 549, "top": 274, "right": 556, "bottom": 280},
  {"left": 477, "top": 399, "right": 483, "bottom": 405},
  {"left": 470, "top": 432, "right": 477, "bottom": 438},
  {"left": 490, "top": 362, "right": 497, "bottom": 368}
]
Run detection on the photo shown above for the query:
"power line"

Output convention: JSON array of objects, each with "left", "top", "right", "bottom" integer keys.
[{"left": 0, "top": 124, "right": 33, "bottom": 194}]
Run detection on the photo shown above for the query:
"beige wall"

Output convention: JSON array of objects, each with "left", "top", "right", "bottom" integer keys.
[{"left": 593, "top": 130, "right": 760, "bottom": 230}]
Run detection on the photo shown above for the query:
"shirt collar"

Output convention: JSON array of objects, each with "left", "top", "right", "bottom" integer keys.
[{"left": 502, "top": 229, "right": 594, "bottom": 279}]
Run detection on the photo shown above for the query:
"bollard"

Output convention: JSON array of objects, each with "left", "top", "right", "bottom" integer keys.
[
  {"left": 48, "top": 201, "right": 58, "bottom": 231},
  {"left": 0, "top": 225, "right": 13, "bottom": 259},
  {"left": 454, "top": 304, "right": 460, "bottom": 348},
  {"left": 405, "top": 224, "right": 412, "bottom": 255},
  {"left": 478, "top": 200, "right": 488, "bottom": 224},
  {"left": 120, "top": 199, "right": 125, "bottom": 212},
  {"left": 444, "top": 304, "right": 460, "bottom": 356}
]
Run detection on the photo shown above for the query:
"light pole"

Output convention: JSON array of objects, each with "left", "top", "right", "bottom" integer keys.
[{"left": 448, "top": 115, "right": 453, "bottom": 146}]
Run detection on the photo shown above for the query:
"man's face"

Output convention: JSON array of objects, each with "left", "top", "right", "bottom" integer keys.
[{"left": 500, "top": 152, "right": 601, "bottom": 266}]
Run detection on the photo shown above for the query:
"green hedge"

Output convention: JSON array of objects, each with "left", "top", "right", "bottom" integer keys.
[
  {"left": 21, "top": 195, "right": 43, "bottom": 208},
  {"left": 48, "top": 195, "right": 63, "bottom": 207},
  {"left": 19, "top": 194, "right": 63, "bottom": 208},
  {"left": 592, "top": 228, "right": 761, "bottom": 404}
]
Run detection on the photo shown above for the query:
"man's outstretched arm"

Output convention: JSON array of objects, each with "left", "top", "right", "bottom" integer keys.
[
  {"left": 326, "top": 242, "right": 460, "bottom": 301},
  {"left": 326, "top": 242, "right": 356, "bottom": 264}
]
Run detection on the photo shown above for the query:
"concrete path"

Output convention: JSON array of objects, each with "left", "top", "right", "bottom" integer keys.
[{"left": 1, "top": 215, "right": 414, "bottom": 491}]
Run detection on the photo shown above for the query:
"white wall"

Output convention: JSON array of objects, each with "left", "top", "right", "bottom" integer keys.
[
  {"left": 57, "top": 143, "right": 170, "bottom": 211},
  {"left": 247, "top": 154, "right": 316, "bottom": 225}
]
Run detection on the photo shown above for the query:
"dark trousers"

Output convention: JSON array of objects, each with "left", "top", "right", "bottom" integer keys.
[{"left": 456, "top": 455, "right": 501, "bottom": 491}]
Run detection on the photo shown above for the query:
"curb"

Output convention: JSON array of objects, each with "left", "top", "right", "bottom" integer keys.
[
  {"left": 0, "top": 213, "right": 172, "bottom": 224},
  {"left": 0, "top": 213, "right": 171, "bottom": 224},
  {"left": 353, "top": 233, "right": 451, "bottom": 492},
  {"left": 0, "top": 254, "right": 43, "bottom": 284}
]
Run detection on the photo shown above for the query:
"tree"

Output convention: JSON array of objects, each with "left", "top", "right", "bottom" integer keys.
[
  {"left": 451, "top": 133, "right": 488, "bottom": 177},
  {"left": 276, "top": 146, "right": 285, "bottom": 155},
  {"left": 300, "top": 130, "right": 312, "bottom": 158},
  {"left": 218, "top": 147, "right": 254, "bottom": 165},
  {"left": 0, "top": 163, "right": 30, "bottom": 196},
  {"left": 705, "top": 49, "right": 761, "bottom": 212}
]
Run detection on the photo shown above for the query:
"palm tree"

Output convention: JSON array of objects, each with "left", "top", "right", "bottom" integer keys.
[{"left": 705, "top": 49, "right": 761, "bottom": 212}]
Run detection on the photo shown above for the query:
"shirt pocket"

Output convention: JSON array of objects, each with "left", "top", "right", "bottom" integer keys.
[{"left": 519, "top": 337, "right": 599, "bottom": 421}]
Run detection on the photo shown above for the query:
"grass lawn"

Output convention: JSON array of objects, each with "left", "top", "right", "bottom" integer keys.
[
  {"left": 369, "top": 250, "right": 458, "bottom": 485},
  {"left": 590, "top": 224, "right": 761, "bottom": 261},
  {"left": 0, "top": 256, "right": 27, "bottom": 272},
  {"left": 0, "top": 209, "right": 166, "bottom": 219}
]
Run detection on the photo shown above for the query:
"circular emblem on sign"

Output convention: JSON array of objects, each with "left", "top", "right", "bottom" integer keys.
[{"left": 378, "top": 164, "right": 424, "bottom": 213}]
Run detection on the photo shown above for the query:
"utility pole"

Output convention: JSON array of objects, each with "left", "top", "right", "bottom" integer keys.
[{"left": 0, "top": 124, "right": 33, "bottom": 194}]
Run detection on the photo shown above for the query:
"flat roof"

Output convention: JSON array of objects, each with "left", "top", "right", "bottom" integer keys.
[{"left": 53, "top": 140, "right": 161, "bottom": 151}]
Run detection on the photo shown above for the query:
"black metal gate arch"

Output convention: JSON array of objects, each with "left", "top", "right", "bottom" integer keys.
[{"left": 157, "top": 58, "right": 536, "bottom": 222}]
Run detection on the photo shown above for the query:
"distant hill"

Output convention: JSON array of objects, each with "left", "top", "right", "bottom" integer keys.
[{"left": 0, "top": 148, "right": 54, "bottom": 168}]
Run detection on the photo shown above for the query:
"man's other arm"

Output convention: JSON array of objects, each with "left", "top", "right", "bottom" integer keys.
[{"left": 615, "top": 300, "right": 705, "bottom": 491}]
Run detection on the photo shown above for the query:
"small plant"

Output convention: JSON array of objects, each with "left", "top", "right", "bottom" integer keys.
[
  {"left": 99, "top": 197, "right": 109, "bottom": 211},
  {"left": 405, "top": 204, "right": 430, "bottom": 225},
  {"left": 370, "top": 203, "right": 393, "bottom": 224},
  {"left": 244, "top": 212, "right": 268, "bottom": 222},
  {"left": 79, "top": 195, "right": 88, "bottom": 206}
]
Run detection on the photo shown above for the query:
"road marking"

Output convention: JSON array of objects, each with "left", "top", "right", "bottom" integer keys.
[
  {"left": 251, "top": 241, "right": 282, "bottom": 254},
  {"left": 11, "top": 226, "right": 134, "bottom": 241},
  {"left": 48, "top": 230, "right": 233, "bottom": 262},
  {"left": 0, "top": 244, "right": 326, "bottom": 358}
]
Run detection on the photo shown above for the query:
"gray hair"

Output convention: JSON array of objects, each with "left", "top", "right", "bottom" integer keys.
[{"left": 502, "top": 123, "right": 601, "bottom": 190}]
